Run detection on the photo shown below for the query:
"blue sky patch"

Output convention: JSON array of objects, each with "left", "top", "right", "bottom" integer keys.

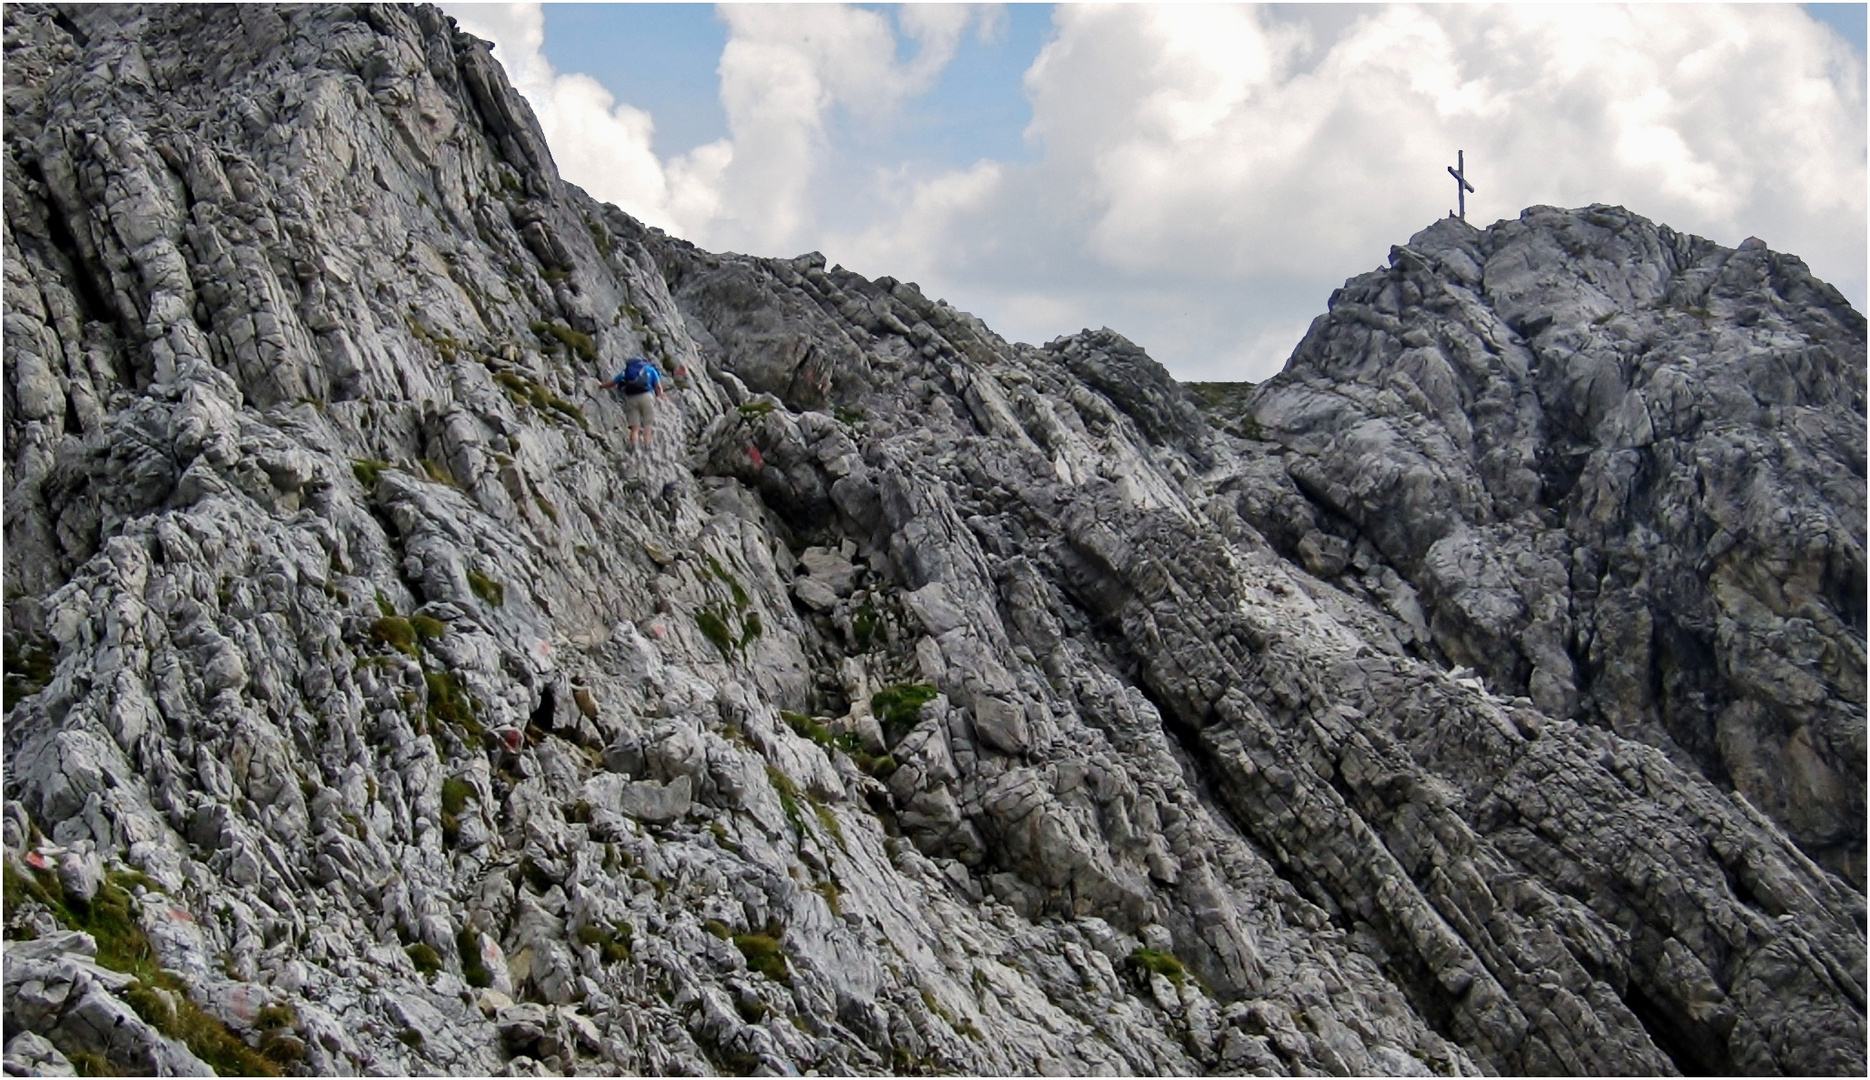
[
  {"left": 541, "top": 3, "right": 730, "bottom": 156},
  {"left": 1805, "top": 3, "right": 1867, "bottom": 54}
]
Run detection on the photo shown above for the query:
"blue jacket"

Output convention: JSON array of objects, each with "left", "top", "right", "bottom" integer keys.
[{"left": 612, "top": 360, "right": 661, "bottom": 395}]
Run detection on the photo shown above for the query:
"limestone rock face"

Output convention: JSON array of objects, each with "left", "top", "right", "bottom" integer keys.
[
  {"left": 1240, "top": 210, "right": 1866, "bottom": 885},
  {"left": 3, "top": 5, "right": 1862, "bottom": 1078}
]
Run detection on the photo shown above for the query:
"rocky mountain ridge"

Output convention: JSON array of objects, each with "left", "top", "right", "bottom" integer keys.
[
  {"left": 1228, "top": 207, "right": 1867, "bottom": 885},
  {"left": 3, "top": 4, "right": 1864, "bottom": 1077}
]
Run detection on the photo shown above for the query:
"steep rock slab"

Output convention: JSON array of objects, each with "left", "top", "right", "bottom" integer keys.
[
  {"left": 3, "top": 4, "right": 1863, "bottom": 1078},
  {"left": 1, "top": 4, "right": 1457, "bottom": 1075}
]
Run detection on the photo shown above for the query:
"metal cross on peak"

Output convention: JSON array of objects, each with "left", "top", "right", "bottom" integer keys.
[{"left": 1447, "top": 150, "right": 1475, "bottom": 221}]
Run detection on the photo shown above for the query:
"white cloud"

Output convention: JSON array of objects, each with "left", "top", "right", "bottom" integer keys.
[
  {"left": 443, "top": 3, "right": 991, "bottom": 256},
  {"left": 443, "top": 2, "right": 550, "bottom": 88},
  {"left": 703, "top": 3, "right": 989, "bottom": 253},
  {"left": 440, "top": 2, "right": 718, "bottom": 235},
  {"left": 446, "top": 3, "right": 1864, "bottom": 384},
  {"left": 841, "top": 3, "right": 1865, "bottom": 380},
  {"left": 837, "top": 160, "right": 1004, "bottom": 280},
  {"left": 1027, "top": 4, "right": 1864, "bottom": 280}
]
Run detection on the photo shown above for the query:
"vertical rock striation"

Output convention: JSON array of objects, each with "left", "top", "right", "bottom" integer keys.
[{"left": 4, "top": 5, "right": 1862, "bottom": 1077}]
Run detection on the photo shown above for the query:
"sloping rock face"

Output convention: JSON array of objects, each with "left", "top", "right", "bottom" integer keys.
[
  {"left": 2, "top": 5, "right": 1862, "bottom": 1078},
  {"left": 1239, "top": 211, "right": 1867, "bottom": 886}
]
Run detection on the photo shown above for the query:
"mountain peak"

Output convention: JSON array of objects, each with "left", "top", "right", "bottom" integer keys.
[
  {"left": 1246, "top": 196, "right": 1864, "bottom": 879},
  {"left": 4, "top": 6, "right": 1862, "bottom": 1077}
]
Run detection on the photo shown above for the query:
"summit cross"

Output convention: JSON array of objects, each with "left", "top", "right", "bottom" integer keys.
[{"left": 1448, "top": 150, "right": 1475, "bottom": 221}]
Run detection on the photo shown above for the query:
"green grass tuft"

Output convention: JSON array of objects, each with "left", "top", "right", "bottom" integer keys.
[
  {"left": 695, "top": 559, "right": 760, "bottom": 660},
  {"left": 871, "top": 683, "right": 939, "bottom": 745},
  {"left": 419, "top": 458, "right": 460, "bottom": 488},
  {"left": 457, "top": 927, "right": 492, "bottom": 988},
  {"left": 789, "top": 722, "right": 896, "bottom": 778},
  {"left": 589, "top": 220, "right": 617, "bottom": 258},
  {"left": 370, "top": 616, "right": 417, "bottom": 657},
  {"left": 545, "top": 396, "right": 589, "bottom": 430},
  {"left": 65, "top": 1049, "right": 118, "bottom": 1076},
  {"left": 409, "top": 614, "right": 448, "bottom": 641},
  {"left": 466, "top": 568, "right": 505, "bottom": 607},
  {"left": 696, "top": 606, "right": 737, "bottom": 659},
  {"left": 425, "top": 671, "right": 482, "bottom": 738},
  {"left": 352, "top": 458, "right": 390, "bottom": 489},
  {"left": 576, "top": 922, "right": 632, "bottom": 963},
  {"left": 1129, "top": 947, "right": 1188, "bottom": 985},
  {"left": 814, "top": 803, "right": 846, "bottom": 851},
  {"left": 782, "top": 711, "right": 835, "bottom": 749},
  {"left": 706, "top": 555, "right": 751, "bottom": 609},
  {"left": 2, "top": 865, "right": 282, "bottom": 1076},
  {"left": 493, "top": 370, "right": 532, "bottom": 405},
  {"left": 406, "top": 942, "right": 443, "bottom": 975},
  {"left": 122, "top": 981, "right": 175, "bottom": 1030},
  {"left": 732, "top": 932, "right": 791, "bottom": 985},
  {"left": 258, "top": 1029, "right": 306, "bottom": 1068},
  {"left": 494, "top": 370, "right": 589, "bottom": 431},
  {"left": 440, "top": 777, "right": 473, "bottom": 817},
  {"left": 766, "top": 767, "right": 806, "bottom": 833},
  {"left": 529, "top": 320, "right": 598, "bottom": 364}
]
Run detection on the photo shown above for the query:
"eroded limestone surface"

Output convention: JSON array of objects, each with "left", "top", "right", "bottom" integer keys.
[
  {"left": 4, "top": 4, "right": 1862, "bottom": 1076},
  {"left": 1237, "top": 211, "right": 1866, "bottom": 886}
]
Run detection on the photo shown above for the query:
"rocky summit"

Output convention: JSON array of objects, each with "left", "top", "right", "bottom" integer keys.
[{"left": 2, "top": 5, "right": 1863, "bottom": 1078}]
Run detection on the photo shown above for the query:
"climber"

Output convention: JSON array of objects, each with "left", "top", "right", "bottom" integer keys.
[{"left": 597, "top": 357, "right": 666, "bottom": 448}]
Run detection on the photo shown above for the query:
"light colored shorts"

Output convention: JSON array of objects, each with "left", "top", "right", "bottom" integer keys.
[{"left": 624, "top": 392, "right": 655, "bottom": 429}]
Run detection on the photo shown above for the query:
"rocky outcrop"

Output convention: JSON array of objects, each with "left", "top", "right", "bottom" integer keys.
[
  {"left": 1234, "top": 210, "right": 1866, "bottom": 885},
  {"left": 4, "top": 4, "right": 1863, "bottom": 1077}
]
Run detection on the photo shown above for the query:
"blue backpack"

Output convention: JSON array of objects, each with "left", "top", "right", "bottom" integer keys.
[{"left": 619, "top": 358, "right": 654, "bottom": 394}]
